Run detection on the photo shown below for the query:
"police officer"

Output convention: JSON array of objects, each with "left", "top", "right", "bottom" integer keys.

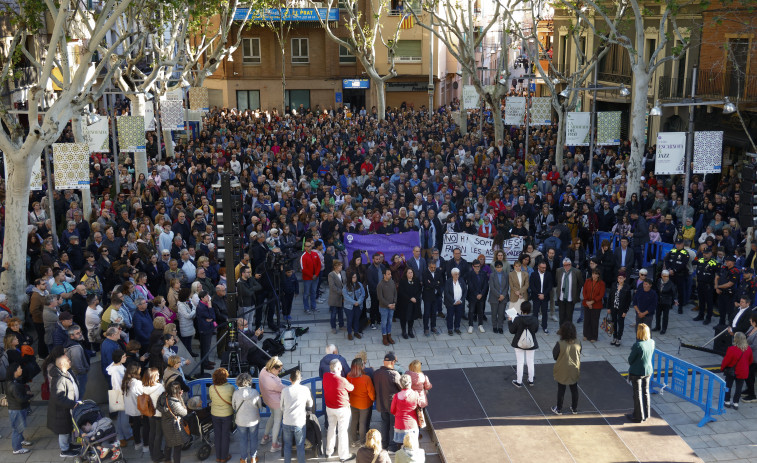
[
  {"left": 715, "top": 255, "right": 740, "bottom": 326},
  {"left": 664, "top": 237, "right": 690, "bottom": 311},
  {"left": 738, "top": 267, "right": 757, "bottom": 306},
  {"left": 693, "top": 247, "right": 718, "bottom": 324}
]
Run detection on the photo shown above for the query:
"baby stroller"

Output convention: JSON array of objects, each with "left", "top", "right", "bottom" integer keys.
[
  {"left": 183, "top": 406, "right": 215, "bottom": 461},
  {"left": 71, "top": 400, "right": 123, "bottom": 463}
]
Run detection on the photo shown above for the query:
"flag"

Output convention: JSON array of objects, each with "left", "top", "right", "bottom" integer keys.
[{"left": 400, "top": 13, "right": 415, "bottom": 29}]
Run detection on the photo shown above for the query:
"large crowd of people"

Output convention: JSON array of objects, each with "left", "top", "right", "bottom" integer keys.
[{"left": 1, "top": 95, "right": 756, "bottom": 460}]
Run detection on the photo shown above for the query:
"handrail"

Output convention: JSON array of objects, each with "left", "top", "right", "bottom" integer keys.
[{"left": 650, "top": 349, "right": 727, "bottom": 427}]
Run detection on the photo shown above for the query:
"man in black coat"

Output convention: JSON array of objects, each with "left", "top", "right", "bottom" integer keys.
[
  {"left": 466, "top": 261, "right": 489, "bottom": 333},
  {"left": 422, "top": 260, "right": 444, "bottom": 336},
  {"left": 212, "top": 285, "right": 230, "bottom": 357},
  {"left": 444, "top": 268, "right": 468, "bottom": 335},
  {"left": 70, "top": 284, "right": 90, "bottom": 349},
  {"left": 365, "top": 252, "right": 388, "bottom": 329},
  {"left": 613, "top": 236, "right": 636, "bottom": 271},
  {"left": 445, "top": 248, "right": 470, "bottom": 279},
  {"left": 530, "top": 260, "right": 554, "bottom": 333}
]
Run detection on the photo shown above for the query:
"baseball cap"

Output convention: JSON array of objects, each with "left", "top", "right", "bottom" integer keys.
[{"left": 384, "top": 353, "right": 397, "bottom": 362}]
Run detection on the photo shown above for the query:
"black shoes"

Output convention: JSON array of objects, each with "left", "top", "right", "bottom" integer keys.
[{"left": 625, "top": 413, "right": 642, "bottom": 423}]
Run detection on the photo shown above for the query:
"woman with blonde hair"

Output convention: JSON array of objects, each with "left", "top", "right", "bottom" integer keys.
[
  {"left": 209, "top": 368, "right": 235, "bottom": 461},
  {"left": 394, "top": 433, "right": 426, "bottom": 463},
  {"left": 407, "top": 360, "right": 432, "bottom": 410},
  {"left": 721, "top": 331, "right": 754, "bottom": 410},
  {"left": 355, "top": 429, "right": 391, "bottom": 463},
  {"left": 259, "top": 356, "right": 285, "bottom": 452},
  {"left": 627, "top": 323, "right": 655, "bottom": 423}
]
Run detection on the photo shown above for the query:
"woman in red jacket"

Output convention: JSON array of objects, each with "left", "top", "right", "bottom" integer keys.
[
  {"left": 390, "top": 374, "right": 420, "bottom": 450},
  {"left": 721, "top": 332, "right": 754, "bottom": 410},
  {"left": 582, "top": 269, "right": 606, "bottom": 343}
]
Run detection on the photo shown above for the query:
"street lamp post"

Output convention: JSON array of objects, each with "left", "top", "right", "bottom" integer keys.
[{"left": 649, "top": 65, "right": 736, "bottom": 222}]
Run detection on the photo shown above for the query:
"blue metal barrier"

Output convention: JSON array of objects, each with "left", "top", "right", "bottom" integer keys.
[
  {"left": 650, "top": 349, "right": 727, "bottom": 427},
  {"left": 187, "top": 377, "right": 325, "bottom": 417}
]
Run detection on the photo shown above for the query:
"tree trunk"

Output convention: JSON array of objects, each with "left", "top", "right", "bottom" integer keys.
[
  {"left": 71, "top": 115, "right": 92, "bottom": 224},
  {"left": 626, "top": 70, "right": 649, "bottom": 199},
  {"left": 492, "top": 102, "right": 504, "bottom": 146},
  {"left": 555, "top": 107, "right": 566, "bottom": 171},
  {"left": 163, "top": 129, "right": 175, "bottom": 157},
  {"left": 127, "top": 93, "right": 148, "bottom": 180},
  {"left": 376, "top": 80, "right": 386, "bottom": 122},
  {"left": 0, "top": 153, "right": 37, "bottom": 320}
]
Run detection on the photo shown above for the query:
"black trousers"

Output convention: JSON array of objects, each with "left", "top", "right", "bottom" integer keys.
[
  {"left": 718, "top": 292, "right": 735, "bottom": 326},
  {"left": 744, "top": 363, "right": 757, "bottom": 398},
  {"left": 379, "top": 411, "right": 395, "bottom": 450},
  {"left": 630, "top": 374, "right": 651, "bottom": 421},
  {"left": 129, "top": 415, "right": 149, "bottom": 445},
  {"left": 369, "top": 290, "right": 380, "bottom": 324},
  {"left": 697, "top": 283, "right": 714, "bottom": 320},
  {"left": 533, "top": 297, "right": 550, "bottom": 330},
  {"left": 725, "top": 375, "right": 745, "bottom": 403},
  {"left": 611, "top": 308, "right": 626, "bottom": 340},
  {"left": 558, "top": 300, "right": 575, "bottom": 327},
  {"left": 583, "top": 309, "right": 601, "bottom": 341},
  {"left": 423, "top": 296, "right": 440, "bottom": 331},
  {"left": 34, "top": 322, "right": 48, "bottom": 359},
  {"left": 672, "top": 274, "right": 687, "bottom": 305},
  {"left": 400, "top": 303, "right": 418, "bottom": 334},
  {"left": 557, "top": 383, "right": 578, "bottom": 411},
  {"left": 468, "top": 298, "right": 485, "bottom": 326},
  {"left": 655, "top": 304, "right": 671, "bottom": 331},
  {"left": 148, "top": 415, "right": 165, "bottom": 461}
]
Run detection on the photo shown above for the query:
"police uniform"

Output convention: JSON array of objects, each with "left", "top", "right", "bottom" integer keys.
[
  {"left": 693, "top": 251, "right": 718, "bottom": 323},
  {"left": 664, "top": 241, "right": 690, "bottom": 308},
  {"left": 738, "top": 272, "right": 757, "bottom": 306},
  {"left": 716, "top": 257, "right": 740, "bottom": 325}
]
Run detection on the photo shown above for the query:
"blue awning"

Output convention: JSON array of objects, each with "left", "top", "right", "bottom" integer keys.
[{"left": 234, "top": 7, "right": 339, "bottom": 22}]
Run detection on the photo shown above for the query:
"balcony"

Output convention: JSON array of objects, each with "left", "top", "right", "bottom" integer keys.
[
  {"left": 597, "top": 72, "right": 632, "bottom": 86},
  {"left": 659, "top": 69, "right": 757, "bottom": 103}
]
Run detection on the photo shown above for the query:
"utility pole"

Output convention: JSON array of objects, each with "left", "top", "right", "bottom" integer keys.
[
  {"left": 682, "top": 65, "right": 698, "bottom": 223},
  {"left": 428, "top": 15, "right": 434, "bottom": 120},
  {"left": 588, "top": 62, "right": 598, "bottom": 179}
]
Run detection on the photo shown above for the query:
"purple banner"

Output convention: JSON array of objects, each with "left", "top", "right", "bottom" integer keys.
[{"left": 344, "top": 231, "right": 420, "bottom": 262}]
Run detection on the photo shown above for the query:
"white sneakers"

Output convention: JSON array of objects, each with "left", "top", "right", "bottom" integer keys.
[
  {"left": 467, "top": 326, "right": 474, "bottom": 334},
  {"left": 479, "top": 325, "right": 485, "bottom": 333}
]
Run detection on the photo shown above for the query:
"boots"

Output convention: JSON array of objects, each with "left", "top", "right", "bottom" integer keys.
[
  {"left": 387, "top": 333, "right": 396, "bottom": 344},
  {"left": 401, "top": 329, "right": 409, "bottom": 340},
  {"left": 348, "top": 333, "right": 353, "bottom": 340},
  {"left": 382, "top": 334, "right": 389, "bottom": 346}
]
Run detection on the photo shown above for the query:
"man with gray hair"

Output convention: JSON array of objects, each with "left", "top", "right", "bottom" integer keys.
[
  {"left": 322, "top": 358, "right": 354, "bottom": 462},
  {"left": 555, "top": 258, "right": 584, "bottom": 326},
  {"left": 64, "top": 324, "right": 90, "bottom": 396}
]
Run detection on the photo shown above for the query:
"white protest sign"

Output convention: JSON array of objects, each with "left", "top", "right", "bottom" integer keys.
[
  {"left": 462, "top": 85, "right": 479, "bottom": 110},
  {"left": 655, "top": 132, "right": 686, "bottom": 175},
  {"left": 504, "top": 97, "right": 526, "bottom": 125},
  {"left": 441, "top": 232, "right": 494, "bottom": 263},
  {"left": 566, "top": 112, "right": 591, "bottom": 146},
  {"left": 501, "top": 237, "right": 525, "bottom": 264}
]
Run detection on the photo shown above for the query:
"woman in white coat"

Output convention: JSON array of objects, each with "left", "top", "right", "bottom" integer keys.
[
  {"left": 176, "top": 287, "right": 197, "bottom": 356},
  {"left": 232, "top": 373, "right": 263, "bottom": 463},
  {"left": 122, "top": 363, "right": 149, "bottom": 452}
]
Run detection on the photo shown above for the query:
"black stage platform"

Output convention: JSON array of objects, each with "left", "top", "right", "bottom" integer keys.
[{"left": 426, "top": 361, "right": 702, "bottom": 463}]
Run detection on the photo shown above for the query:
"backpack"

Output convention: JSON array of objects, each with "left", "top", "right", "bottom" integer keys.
[
  {"left": 280, "top": 328, "right": 297, "bottom": 351},
  {"left": 262, "top": 338, "right": 285, "bottom": 358},
  {"left": 137, "top": 393, "right": 156, "bottom": 417},
  {"left": 517, "top": 327, "right": 534, "bottom": 349},
  {"left": 156, "top": 392, "right": 169, "bottom": 415}
]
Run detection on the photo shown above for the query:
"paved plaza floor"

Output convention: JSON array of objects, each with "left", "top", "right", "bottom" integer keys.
[{"left": 0, "top": 298, "right": 749, "bottom": 462}]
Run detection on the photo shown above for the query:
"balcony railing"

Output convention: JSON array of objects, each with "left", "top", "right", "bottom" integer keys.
[
  {"left": 597, "top": 72, "right": 631, "bottom": 85},
  {"left": 660, "top": 69, "right": 757, "bottom": 102}
]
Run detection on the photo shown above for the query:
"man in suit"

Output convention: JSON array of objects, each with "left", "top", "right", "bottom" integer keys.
[
  {"left": 444, "top": 268, "right": 467, "bottom": 336},
  {"left": 407, "top": 246, "right": 426, "bottom": 281},
  {"left": 630, "top": 211, "right": 649, "bottom": 268},
  {"left": 466, "top": 261, "right": 489, "bottom": 333},
  {"left": 555, "top": 258, "right": 584, "bottom": 327},
  {"left": 614, "top": 236, "right": 636, "bottom": 271},
  {"left": 537, "top": 247, "right": 559, "bottom": 322},
  {"left": 729, "top": 296, "right": 754, "bottom": 336},
  {"left": 365, "top": 253, "right": 388, "bottom": 329},
  {"left": 530, "top": 260, "right": 554, "bottom": 333},
  {"left": 489, "top": 260, "right": 510, "bottom": 334},
  {"left": 422, "top": 260, "right": 444, "bottom": 336}
]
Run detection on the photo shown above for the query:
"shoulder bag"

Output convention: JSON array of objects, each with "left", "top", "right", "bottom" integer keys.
[
  {"left": 137, "top": 393, "right": 156, "bottom": 417},
  {"left": 108, "top": 388, "right": 125, "bottom": 412},
  {"left": 724, "top": 350, "right": 745, "bottom": 378},
  {"left": 166, "top": 397, "right": 191, "bottom": 438}
]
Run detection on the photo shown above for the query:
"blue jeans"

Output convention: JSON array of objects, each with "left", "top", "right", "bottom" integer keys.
[
  {"left": 114, "top": 410, "right": 132, "bottom": 441},
  {"left": 58, "top": 433, "right": 70, "bottom": 451},
  {"left": 380, "top": 308, "right": 393, "bottom": 334},
  {"left": 237, "top": 424, "right": 259, "bottom": 460},
  {"left": 76, "top": 374, "right": 88, "bottom": 398},
  {"left": 303, "top": 280, "right": 317, "bottom": 312},
  {"left": 329, "top": 306, "right": 344, "bottom": 329},
  {"left": 344, "top": 307, "right": 361, "bottom": 334},
  {"left": 282, "top": 424, "right": 306, "bottom": 463},
  {"left": 9, "top": 409, "right": 27, "bottom": 451}
]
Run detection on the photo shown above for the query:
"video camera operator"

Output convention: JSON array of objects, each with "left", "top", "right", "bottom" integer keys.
[{"left": 255, "top": 246, "right": 288, "bottom": 332}]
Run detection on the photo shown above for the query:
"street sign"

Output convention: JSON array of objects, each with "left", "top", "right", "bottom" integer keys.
[{"left": 335, "top": 92, "right": 342, "bottom": 103}]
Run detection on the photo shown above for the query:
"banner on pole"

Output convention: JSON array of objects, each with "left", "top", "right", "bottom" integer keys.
[
  {"left": 504, "top": 97, "right": 526, "bottom": 125},
  {"left": 462, "top": 85, "right": 479, "bottom": 110},
  {"left": 117, "top": 116, "right": 146, "bottom": 153},
  {"left": 189, "top": 87, "right": 210, "bottom": 112},
  {"left": 145, "top": 104, "right": 155, "bottom": 131},
  {"left": 160, "top": 100, "right": 184, "bottom": 131},
  {"left": 530, "top": 97, "right": 552, "bottom": 125},
  {"left": 693, "top": 131, "right": 723, "bottom": 174},
  {"left": 596, "top": 111, "right": 622, "bottom": 145},
  {"left": 3, "top": 157, "right": 42, "bottom": 191},
  {"left": 52, "top": 143, "right": 90, "bottom": 189},
  {"left": 566, "top": 112, "right": 591, "bottom": 146},
  {"left": 343, "top": 232, "right": 420, "bottom": 263},
  {"left": 83, "top": 117, "right": 109, "bottom": 153},
  {"left": 655, "top": 132, "right": 686, "bottom": 175},
  {"left": 164, "top": 89, "right": 183, "bottom": 101}
]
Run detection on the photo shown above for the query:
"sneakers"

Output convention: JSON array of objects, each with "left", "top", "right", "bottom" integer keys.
[
  {"left": 467, "top": 326, "right": 474, "bottom": 334},
  {"left": 60, "top": 449, "right": 79, "bottom": 457},
  {"left": 454, "top": 329, "right": 462, "bottom": 335},
  {"left": 424, "top": 330, "right": 430, "bottom": 337},
  {"left": 551, "top": 314, "right": 559, "bottom": 322},
  {"left": 12, "top": 449, "right": 30, "bottom": 455},
  {"left": 551, "top": 406, "right": 562, "bottom": 415},
  {"left": 512, "top": 380, "right": 522, "bottom": 388},
  {"left": 528, "top": 380, "right": 535, "bottom": 387},
  {"left": 143, "top": 445, "right": 150, "bottom": 453},
  {"left": 543, "top": 327, "right": 549, "bottom": 334},
  {"left": 478, "top": 325, "right": 485, "bottom": 333},
  {"left": 260, "top": 434, "right": 272, "bottom": 445},
  {"left": 135, "top": 443, "right": 143, "bottom": 451},
  {"left": 448, "top": 330, "right": 454, "bottom": 336},
  {"left": 370, "top": 323, "right": 377, "bottom": 330},
  {"left": 21, "top": 441, "right": 33, "bottom": 447},
  {"left": 725, "top": 400, "right": 732, "bottom": 408},
  {"left": 569, "top": 407, "right": 578, "bottom": 414},
  {"left": 741, "top": 396, "right": 757, "bottom": 403},
  {"left": 270, "top": 442, "right": 282, "bottom": 452},
  {"left": 733, "top": 402, "right": 740, "bottom": 410}
]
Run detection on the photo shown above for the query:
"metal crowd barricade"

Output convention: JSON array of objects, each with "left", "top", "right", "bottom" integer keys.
[
  {"left": 187, "top": 376, "right": 325, "bottom": 417},
  {"left": 650, "top": 349, "right": 727, "bottom": 427}
]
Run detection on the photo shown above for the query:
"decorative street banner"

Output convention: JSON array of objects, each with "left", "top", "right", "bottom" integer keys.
[
  {"left": 160, "top": 100, "right": 184, "bottom": 131},
  {"left": 117, "top": 116, "right": 146, "bottom": 153},
  {"left": 343, "top": 232, "right": 420, "bottom": 263},
  {"left": 83, "top": 117, "right": 109, "bottom": 153},
  {"left": 462, "top": 85, "right": 479, "bottom": 110},
  {"left": 655, "top": 132, "right": 687, "bottom": 175},
  {"left": 165, "top": 88, "right": 184, "bottom": 101},
  {"left": 504, "top": 97, "right": 526, "bottom": 125},
  {"left": 530, "top": 97, "right": 552, "bottom": 125},
  {"left": 145, "top": 104, "right": 155, "bottom": 131},
  {"left": 693, "top": 131, "right": 723, "bottom": 174},
  {"left": 566, "top": 112, "right": 591, "bottom": 146},
  {"left": 52, "top": 143, "right": 90, "bottom": 189},
  {"left": 189, "top": 87, "right": 210, "bottom": 112},
  {"left": 596, "top": 111, "right": 622, "bottom": 146},
  {"left": 3, "top": 157, "right": 42, "bottom": 191}
]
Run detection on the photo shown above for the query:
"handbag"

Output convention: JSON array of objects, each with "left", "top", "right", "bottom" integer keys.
[
  {"left": 137, "top": 393, "right": 156, "bottom": 417},
  {"left": 166, "top": 396, "right": 191, "bottom": 440},
  {"left": 416, "top": 407, "right": 426, "bottom": 429},
  {"left": 108, "top": 389, "right": 125, "bottom": 412},
  {"left": 724, "top": 350, "right": 745, "bottom": 378}
]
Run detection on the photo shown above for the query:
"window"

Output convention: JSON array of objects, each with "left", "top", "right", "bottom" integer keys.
[
  {"left": 559, "top": 35, "right": 568, "bottom": 72},
  {"left": 292, "top": 38, "right": 309, "bottom": 64},
  {"left": 236, "top": 90, "right": 260, "bottom": 111},
  {"left": 242, "top": 38, "right": 260, "bottom": 64},
  {"left": 339, "top": 45, "right": 356, "bottom": 63},
  {"left": 394, "top": 40, "right": 422, "bottom": 63},
  {"left": 285, "top": 90, "right": 311, "bottom": 111}
]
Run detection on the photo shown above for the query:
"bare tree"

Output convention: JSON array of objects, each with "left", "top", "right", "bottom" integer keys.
[
  {"left": 254, "top": 0, "right": 297, "bottom": 113},
  {"left": 312, "top": 0, "right": 403, "bottom": 121},
  {"left": 0, "top": 0, "right": 149, "bottom": 315}
]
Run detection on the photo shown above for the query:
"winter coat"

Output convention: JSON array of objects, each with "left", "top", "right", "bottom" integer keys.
[
  {"left": 407, "top": 370, "right": 432, "bottom": 409},
  {"left": 209, "top": 382, "right": 235, "bottom": 417},
  {"left": 125, "top": 377, "right": 144, "bottom": 417},
  {"left": 397, "top": 277, "right": 422, "bottom": 322},
  {"left": 721, "top": 345, "right": 754, "bottom": 380},
  {"left": 42, "top": 306, "right": 59, "bottom": 346},
  {"left": 232, "top": 386, "right": 263, "bottom": 427},
  {"left": 327, "top": 270, "right": 347, "bottom": 307},
  {"left": 508, "top": 314, "right": 539, "bottom": 351},
  {"left": 160, "top": 394, "right": 188, "bottom": 447},
  {"left": 657, "top": 279, "right": 677, "bottom": 307},
  {"left": 259, "top": 369, "right": 284, "bottom": 410},
  {"left": 29, "top": 289, "right": 47, "bottom": 323},
  {"left": 553, "top": 340, "right": 582, "bottom": 385},
  {"left": 133, "top": 309, "right": 154, "bottom": 346},
  {"left": 300, "top": 251, "right": 321, "bottom": 281},
  {"left": 582, "top": 279, "right": 606, "bottom": 310},
  {"left": 394, "top": 447, "right": 427, "bottom": 463},
  {"left": 47, "top": 366, "right": 79, "bottom": 434},
  {"left": 176, "top": 301, "right": 196, "bottom": 337},
  {"left": 390, "top": 389, "right": 419, "bottom": 431},
  {"left": 196, "top": 301, "right": 216, "bottom": 334}
]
